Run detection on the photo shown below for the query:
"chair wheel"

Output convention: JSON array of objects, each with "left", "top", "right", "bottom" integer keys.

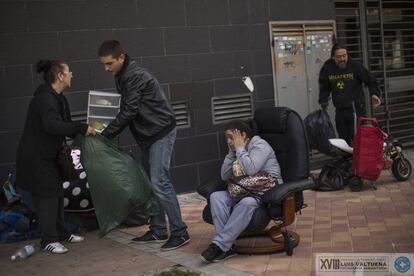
[{"left": 283, "top": 231, "right": 293, "bottom": 256}]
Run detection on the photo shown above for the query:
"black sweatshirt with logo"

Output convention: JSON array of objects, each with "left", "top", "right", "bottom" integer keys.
[{"left": 318, "top": 58, "right": 381, "bottom": 110}]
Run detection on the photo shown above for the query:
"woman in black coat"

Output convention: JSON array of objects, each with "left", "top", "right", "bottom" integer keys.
[{"left": 16, "top": 60, "right": 95, "bottom": 254}]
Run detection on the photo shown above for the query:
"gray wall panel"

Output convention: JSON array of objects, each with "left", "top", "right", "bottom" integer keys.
[
  {"left": 65, "top": 62, "right": 91, "bottom": 92},
  {"left": 248, "top": 0, "right": 269, "bottom": 24},
  {"left": 165, "top": 27, "right": 210, "bottom": 55},
  {"left": 174, "top": 134, "right": 219, "bottom": 165},
  {"left": 211, "top": 26, "right": 250, "bottom": 52},
  {"left": 249, "top": 25, "right": 269, "bottom": 50},
  {"left": 0, "top": 32, "right": 59, "bottom": 65},
  {"left": 0, "top": 98, "right": 30, "bottom": 132},
  {"left": 193, "top": 107, "right": 222, "bottom": 135},
  {"left": 186, "top": 0, "right": 229, "bottom": 26},
  {"left": 59, "top": 30, "right": 113, "bottom": 61},
  {"left": 254, "top": 75, "right": 274, "bottom": 101},
  {"left": 170, "top": 81, "right": 213, "bottom": 109},
  {"left": 214, "top": 78, "right": 251, "bottom": 96},
  {"left": 26, "top": 1, "right": 86, "bottom": 32},
  {"left": 137, "top": 0, "right": 185, "bottom": 27},
  {"left": 269, "top": 0, "right": 334, "bottom": 20},
  {"left": 255, "top": 99, "right": 277, "bottom": 110},
  {"left": 0, "top": 2, "right": 27, "bottom": 33},
  {"left": 65, "top": 91, "right": 89, "bottom": 112},
  {"left": 142, "top": 56, "right": 190, "bottom": 84},
  {"left": 229, "top": 0, "right": 249, "bottom": 25},
  {"left": 0, "top": 67, "right": 5, "bottom": 97},
  {"left": 84, "top": 0, "right": 137, "bottom": 29},
  {"left": 190, "top": 53, "right": 234, "bottom": 81},
  {"left": 198, "top": 159, "right": 222, "bottom": 187},
  {"left": 3, "top": 65, "right": 33, "bottom": 99},
  {"left": 253, "top": 50, "right": 272, "bottom": 75},
  {"left": 0, "top": 0, "right": 336, "bottom": 191},
  {"left": 113, "top": 29, "right": 164, "bottom": 57},
  {"left": 234, "top": 51, "right": 254, "bottom": 77},
  {"left": 89, "top": 61, "right": 115, "bottom": 90},
  {"left": 0, "top": 131, "right": 21, "bottom": 164},
  {"left": 170, "top": 164, "right": 198, "bottom": 193}
]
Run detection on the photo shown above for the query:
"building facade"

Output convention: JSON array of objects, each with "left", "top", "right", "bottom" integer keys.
[{"left": 0, "top": 0, "right": 412, "bottom": 193}]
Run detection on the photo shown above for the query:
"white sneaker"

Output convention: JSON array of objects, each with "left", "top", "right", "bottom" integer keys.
[
  {"left": 43, "top": 242, "right": 68, "bottom": 254},
  {"left": 66, "top": 234, "right": 84, "bottom": 243}
]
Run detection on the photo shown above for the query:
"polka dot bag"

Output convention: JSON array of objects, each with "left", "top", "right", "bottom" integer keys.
[{"left": 62, "top": 149, "right": 94, "bottom": 212}]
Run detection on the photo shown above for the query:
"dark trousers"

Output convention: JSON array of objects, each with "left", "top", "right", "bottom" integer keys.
[
  {"left": 335, "top": 108, "right": 356, "bottom": 146},
  {"left": 31, "top": 195, "right": 70, "bottom": 248}
]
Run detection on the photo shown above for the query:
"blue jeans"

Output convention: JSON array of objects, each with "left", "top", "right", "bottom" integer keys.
[
  {"left": 210, "top": 191, "right": 260, "bottom": 251},
  {"left": 141, "top": 127, "right": 187, "bottom": 237}
]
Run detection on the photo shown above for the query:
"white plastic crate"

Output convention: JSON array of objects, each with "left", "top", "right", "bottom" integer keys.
[{"left": 87, "top": 91, "right": 121, "bottom": 132}]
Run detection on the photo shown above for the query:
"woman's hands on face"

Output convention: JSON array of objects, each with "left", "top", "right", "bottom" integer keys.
[
  {"left": 85, "top": 126, "right": 96, "bottom": 136},
  {"left": 232, "top": 129, "right": 246, "bottom": 148}
]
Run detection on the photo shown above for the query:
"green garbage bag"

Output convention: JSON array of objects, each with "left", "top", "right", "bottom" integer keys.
[{"left": 78, "top": 135, "right": 159, "bottom": 237}]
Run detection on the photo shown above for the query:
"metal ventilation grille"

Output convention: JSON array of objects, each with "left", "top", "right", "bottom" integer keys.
[
  {"left": 271, "top": 21, "right": 336, "bottom": 36},
  {"left": 211, "top": 93, "right": 253, "bottom": 124},
  {"left": 71, "top": 111, "right": 87, "bottom": 123},
  {"left": 172, "top": 101, "right": 191, "bottom": 129}
]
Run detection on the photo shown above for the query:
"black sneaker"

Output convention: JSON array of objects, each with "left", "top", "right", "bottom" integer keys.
[
  {"left": 131, "top": 231, "right": 168, "bottom": 243},
  {"left": 214, "top": 247, "right": 237, "bottom": 262},
  {"left": 200, "top": 243, "right": 223, "bottom": 263},
  {"left": 160, "top": 232, "right": 190, "bottom": 251}
]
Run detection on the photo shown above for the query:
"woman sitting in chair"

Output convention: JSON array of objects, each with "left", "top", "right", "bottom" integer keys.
[{"left": 201, "top": 119, "right": 283, "bottom": 263}]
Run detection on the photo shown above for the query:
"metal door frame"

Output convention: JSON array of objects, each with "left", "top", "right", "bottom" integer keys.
[{"left": 269, "top": 20, "right": 337, "bottom": 114}]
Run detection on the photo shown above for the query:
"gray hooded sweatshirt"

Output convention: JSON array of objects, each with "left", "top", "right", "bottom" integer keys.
[{"left": 221, "top": 135, "right": 283, "bottom": 184}]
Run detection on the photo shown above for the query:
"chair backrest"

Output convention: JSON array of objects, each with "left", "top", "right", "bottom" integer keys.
[{"left": 254, "top": 107, "right": 309, "bottom": 182}]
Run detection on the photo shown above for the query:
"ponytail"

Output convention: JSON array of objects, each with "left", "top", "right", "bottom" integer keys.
[{"left": 36, "top": 59, "right": 66, "bottom": 84}]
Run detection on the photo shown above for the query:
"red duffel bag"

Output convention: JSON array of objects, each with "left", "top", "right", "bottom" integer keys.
[{"left": 352, "top": 117, "right": 384, "bottom": 181}]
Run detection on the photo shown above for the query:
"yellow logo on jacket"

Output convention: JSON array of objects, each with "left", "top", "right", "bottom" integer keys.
[{"left": 336, "top": 81, "right": 345, "bottom": 90}]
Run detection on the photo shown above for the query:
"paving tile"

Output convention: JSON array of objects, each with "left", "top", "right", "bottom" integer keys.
[
  {"left": 332, "top": 232, "right": 352, "bottom": 242},
  {"left": 313, "top": 241, "right": 331, "bottom": 248},
  {"left": 395, "top": 244, "right": 414, "bottom": 252},
  {"left": 313, "top": 224, "right": 331, "bottom": 230},
  {"left": 264, "top": 259, "right": 291, "bottom": 270},
  {"left": 5, "top": 159, "right": 414, "bottom": 276},
  {"left": 331, "top": 224, "right": 349, "bottom": 232},
  {"left": 350, "top": 227, "right": 371, "bottom": 237},
  {"left": 263, "top": 270, "right": 289, "bottom": 276},
  {"left": 384, "top": 218, "right": 405, "bottom": 227}
]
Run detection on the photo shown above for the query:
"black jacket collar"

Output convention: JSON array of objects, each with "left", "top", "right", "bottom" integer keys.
[
  {"left": 116, "top": 54, "right": 130, "bottom": 77},
  {"left": 34, "top": 83, "right": 60, "bottom": 97}
]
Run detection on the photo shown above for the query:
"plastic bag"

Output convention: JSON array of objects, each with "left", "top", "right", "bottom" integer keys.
[
  {"left": 313, "top": 163, "right": 344, "bottom": 191},
  {"left": 78, "top": 135, "right": 159, "bottom": 237},
  {"left": 0, "top": 210, "right": 38, "bottom": 242},
  {"left": 304, "top": 110, "right": 336, "bottom": 155}
]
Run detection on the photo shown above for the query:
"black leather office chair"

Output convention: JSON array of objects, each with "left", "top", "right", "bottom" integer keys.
[{"left": 197, "top": 107, "right": 314, "bottom": 255}]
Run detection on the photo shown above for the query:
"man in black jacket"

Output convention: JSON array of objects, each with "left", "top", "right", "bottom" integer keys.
[
  {"left": 319, "top": 43, "right": 381, "bottom": 145},
  {"left": 98, "top": 40, "right": 189, "bottom": 251}
]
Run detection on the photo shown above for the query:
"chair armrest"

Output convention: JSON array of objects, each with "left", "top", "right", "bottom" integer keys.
[
  {"left": 262, "top": 177, "right": 314, "bottom": 205},
  {"left": 197, "top": 177, "right": 226, "bottom": 199}
]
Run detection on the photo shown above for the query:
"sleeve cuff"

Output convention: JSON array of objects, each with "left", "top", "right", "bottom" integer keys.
[{"left": 235, "top": 146, "right": 246, "bottom": 155}]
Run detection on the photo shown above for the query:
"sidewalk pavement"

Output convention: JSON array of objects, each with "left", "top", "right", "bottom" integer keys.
[{"left": 1, "top": 159, "right": 413, "bottom": 276}]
